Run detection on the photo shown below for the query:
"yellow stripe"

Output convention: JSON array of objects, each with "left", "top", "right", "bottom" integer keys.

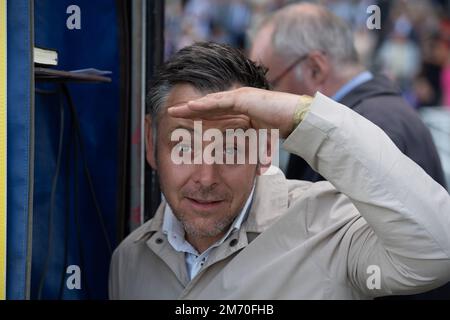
[{"left": 0, "top": 0, "right": 7, "bottom": 301}]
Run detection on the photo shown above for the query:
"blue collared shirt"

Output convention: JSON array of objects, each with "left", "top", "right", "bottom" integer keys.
[
  {"left": 332, "top": 71, "right": 374, "bottom": 102},
  {"left": 162, "top": 184, "right": 255, "bottom": 280}
]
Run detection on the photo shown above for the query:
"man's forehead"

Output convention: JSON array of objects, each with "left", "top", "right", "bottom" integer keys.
[
  {"left": 159, "top": 83, "right": 251, "bottom": 134},
  {"left": 164, "top": 83, "right": 204, "bottom": 109},
  {"left": 161, "top": 115, "right": 251, "bottom": 135}
]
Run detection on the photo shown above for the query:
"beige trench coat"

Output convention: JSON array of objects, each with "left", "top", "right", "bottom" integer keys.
[{"left": 109, "top": 93, "right": 450, "bottom": 299}]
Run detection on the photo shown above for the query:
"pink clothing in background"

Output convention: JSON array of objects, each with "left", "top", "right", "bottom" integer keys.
[{"left": 441, "top": 66, "right": 450, "bottom": 109}]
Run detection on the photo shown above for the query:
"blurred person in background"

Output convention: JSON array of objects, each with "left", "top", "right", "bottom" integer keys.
[
  {"left": 250, "top": 2, "right": 447, "bottom": 191},
  {"left": 373, "top": 0, "right": 449, "bottom": 108},
  {"left": 439, "top": 19, "right": 450, "bottom": 109},
  {"left": 165, "top": 0, "right": 290, "bottom": 55},
  {"left": 223, "top": 0, "right": 251, "bottom": 48},
  {"left": 376, "top": 17, "right": 421, "bottom": 94},
  {"left": 414, "top": 32, "right": 448, "bottom": 107},
  {"left": 375, "top": 0, "right": 443, "bottom": 105}
]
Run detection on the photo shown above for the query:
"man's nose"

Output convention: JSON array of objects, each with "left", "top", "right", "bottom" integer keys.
[{"left": 192, "top": 163, "right": 221, "bottom": 187}]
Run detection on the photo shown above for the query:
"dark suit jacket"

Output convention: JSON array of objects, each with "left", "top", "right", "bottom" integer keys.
[{"left": 286, "top": 74, "right": 447, "bottom": 189}]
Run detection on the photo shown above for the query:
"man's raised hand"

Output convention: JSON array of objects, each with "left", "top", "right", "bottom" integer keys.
[{"left": 167, "top": 87, "right": 303, "bottom": 138}]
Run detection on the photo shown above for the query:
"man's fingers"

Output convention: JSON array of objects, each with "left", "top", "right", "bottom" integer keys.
[
  {"left": 167, "top": 104, "right": 193, "bottom": 117},
  {"left": 168, "top": 90, "right": 240, "bottom": 118},
  {"left": 167, "top": 104, "right": 238, "bottom": 119},
  {"left": 188, "top": 91, "right": 236, "bottom": 111}
]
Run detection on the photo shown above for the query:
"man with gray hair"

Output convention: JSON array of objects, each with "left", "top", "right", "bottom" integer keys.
[{"left": 250, "top": 3, "right": 447, "bottom": 190}]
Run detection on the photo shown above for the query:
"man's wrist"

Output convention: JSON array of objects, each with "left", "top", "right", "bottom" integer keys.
[{"left": 292, "top": 95, "right": 313, "bottom": 128}]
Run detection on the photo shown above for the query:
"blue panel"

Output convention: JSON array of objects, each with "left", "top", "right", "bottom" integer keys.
[
  {"left": 32, "top": 0, "right": 119, "bottom": 299},
  {"left": 6, "top": 0, "right": 33, "bottom": 300}
]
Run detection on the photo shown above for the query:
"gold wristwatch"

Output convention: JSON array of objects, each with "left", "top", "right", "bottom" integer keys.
[{"left": 292, "top": 95, "right": 313, "bottom": 128}]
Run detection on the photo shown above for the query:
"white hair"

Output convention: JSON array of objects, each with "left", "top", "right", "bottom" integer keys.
[{"left": 270, "top": 4, "right": 359, "bottom": 73}]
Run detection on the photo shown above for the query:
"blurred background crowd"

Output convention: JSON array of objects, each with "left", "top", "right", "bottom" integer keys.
[
  {"left": 164, "top": 0, "right": 450, "bottom": 187},
  {"left": 165, "top": 0, "right": 450, "bottom": 109}
]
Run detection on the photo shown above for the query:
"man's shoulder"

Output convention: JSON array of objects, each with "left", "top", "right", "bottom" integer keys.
[
  {"left": 265, "top": 167, "right": 352, "bottom": 206},
  {"left": 284, "top": 178, "right": 360, "bottom": 232},
  {"left": 286, "top": 177, "right": 328, "bottom": 198},
  {"left": 286, "top": 177, "right": 355, "bottom": 209},
  {"left": 286, "top": 178, "right": 348, "bottom": 203},
  {"left": 260, "top": 167, "right": 337, "bottom": 200}
]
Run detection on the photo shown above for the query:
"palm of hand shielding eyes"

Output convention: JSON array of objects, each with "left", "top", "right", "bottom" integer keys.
[{"left": 167, "top": 87, "right": 301, "bottom": 138}]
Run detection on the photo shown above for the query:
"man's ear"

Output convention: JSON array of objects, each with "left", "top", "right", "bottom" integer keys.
[
  {"left": 145, "top": 115, "right": 157, "bottom": 170},
  {"left": 305, "top": 51, "right": 329, "bottom": 86}
]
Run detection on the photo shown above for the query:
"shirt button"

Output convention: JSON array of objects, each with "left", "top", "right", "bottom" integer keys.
[
  {"left": 229, "top": 239, "right": 238, "bottom": 247},
  {"left": 155, "top": 238, "right": 163, "bottom": 244}
]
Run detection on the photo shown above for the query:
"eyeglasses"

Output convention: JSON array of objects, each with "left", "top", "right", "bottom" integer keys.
[{"left": 269, "top": 54, "right": 309, "bottom": 88}]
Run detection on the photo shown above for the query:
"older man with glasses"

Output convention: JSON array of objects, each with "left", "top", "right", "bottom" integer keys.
[{"left": 250, "top": 3, "right": 447, "bottom": 191}]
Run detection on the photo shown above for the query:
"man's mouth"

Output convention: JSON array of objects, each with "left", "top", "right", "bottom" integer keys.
[{"left": 185, "top": 197, "right": 225, "bottom": 210}]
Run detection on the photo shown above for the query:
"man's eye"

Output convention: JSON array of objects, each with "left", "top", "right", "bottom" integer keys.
[
  {"left": 224, "top": 146, "right": 238, "bottom": 155},
  {"left": 224, "top": 146, "right": 242, "bottom": 155},
  {"left": 176, "top": 144, "right": 193, "bottom": 153}
]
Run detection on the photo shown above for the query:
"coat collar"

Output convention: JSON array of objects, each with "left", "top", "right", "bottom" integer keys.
[{"left": 243, "top": 167, "right": 289, "bottom": 233}]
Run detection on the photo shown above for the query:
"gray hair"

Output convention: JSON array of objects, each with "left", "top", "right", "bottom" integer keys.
[
  {"left": 270, "top": 3, "right": 359, "bottom": 71},
  {"left": 146, "top": 42, "right": 269, "bottom": 121}
]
